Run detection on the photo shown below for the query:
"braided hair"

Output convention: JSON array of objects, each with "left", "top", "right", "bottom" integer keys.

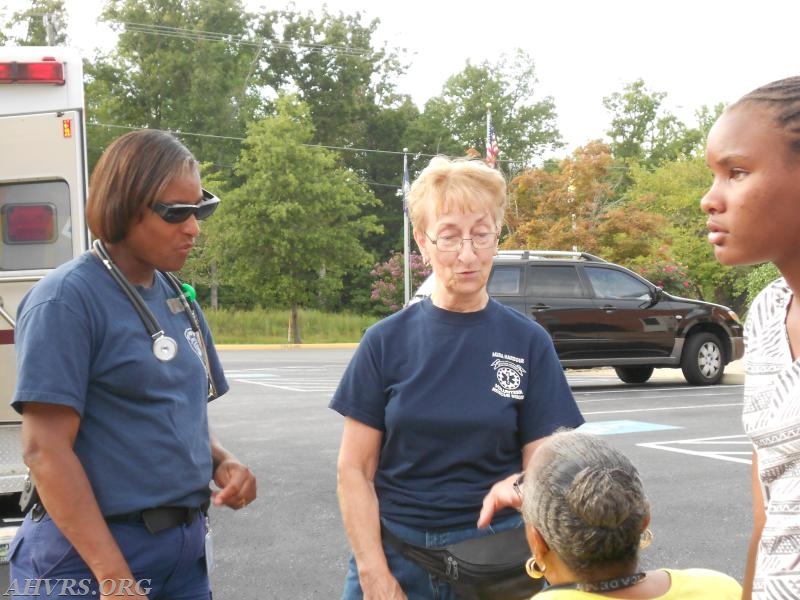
[
  {"left": 521, "top": 431, "right": 649, "bottom": 580},
  {"left": 732, "top": 76, "right": 800, "bottom": 154}
]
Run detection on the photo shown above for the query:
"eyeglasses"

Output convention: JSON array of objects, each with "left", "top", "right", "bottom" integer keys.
[
  {"left": 425, "top": 231, "right": 498, "bottom": 252},
  {"left": 151, "top": 189, "right": 220, "bottom": 224}
]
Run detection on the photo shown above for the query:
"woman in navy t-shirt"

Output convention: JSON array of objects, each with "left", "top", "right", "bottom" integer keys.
[{"left": 330, "top": 155, "right": 585, "bottom": 599}]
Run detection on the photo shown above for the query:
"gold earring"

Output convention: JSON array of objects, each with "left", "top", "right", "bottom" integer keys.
[
  {"left": 639, "top": 528, "right": 654, "bottom": 549},
  {"left": 525, "top": 556, "right": 546, "bottom": 579}
]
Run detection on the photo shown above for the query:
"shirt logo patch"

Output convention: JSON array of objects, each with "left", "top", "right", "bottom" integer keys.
[
  {"left": 490, "top": 353, "right": 526, "bottom": 400},
  {"left": 185, "top": 328, "right": 202, "bottom": 359}
]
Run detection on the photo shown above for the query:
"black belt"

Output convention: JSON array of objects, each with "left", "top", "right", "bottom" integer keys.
[{"left": 106, "top": 503, "right": 208, "bottom": 534}]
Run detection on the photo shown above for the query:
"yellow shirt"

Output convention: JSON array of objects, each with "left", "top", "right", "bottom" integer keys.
[{"left": 535, "top": 568, "right": 742, "bottom": 599}]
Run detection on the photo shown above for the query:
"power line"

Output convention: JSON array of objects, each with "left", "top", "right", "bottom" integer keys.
[
  {"left": 89, "top": 121, "right": 434, "bottom": 158},
  {"left": 87, "top": 121, "right": 446, "bottom": 190},
  {"left": 115, "top": 21, "right": 378, "bottom": 59}
]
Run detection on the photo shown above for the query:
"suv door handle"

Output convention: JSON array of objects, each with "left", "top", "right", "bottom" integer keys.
[
  {"left": 601, "top": 304, "right": 617, "bottom": 312},
  {"left": 531, "top": 303, "right": 550, "bottom": 311}
]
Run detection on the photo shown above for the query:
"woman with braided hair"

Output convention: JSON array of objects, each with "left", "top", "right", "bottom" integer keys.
[
  {"left": 702, "top": 76, "right": 800, "bottom": 599},
  {"left": 519, "top": 430, "right": 741, "bottom": 598}
]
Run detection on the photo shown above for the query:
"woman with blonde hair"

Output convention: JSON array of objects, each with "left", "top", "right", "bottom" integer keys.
[{"left": 330, "top": 156, "right": 584, "bottom": 599}]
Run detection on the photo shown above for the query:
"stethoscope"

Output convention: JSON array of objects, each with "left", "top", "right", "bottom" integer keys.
[{"left": 92, "top": 239, "right": 217, "bottom": 396}]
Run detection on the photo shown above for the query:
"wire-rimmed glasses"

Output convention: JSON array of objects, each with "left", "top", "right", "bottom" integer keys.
[{"left": 425, "top": 231, "right": 498, "bottom": 252}]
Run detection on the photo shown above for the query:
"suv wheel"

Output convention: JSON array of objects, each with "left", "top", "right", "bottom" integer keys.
[
  {"left": 614, "top": 366, "right": 654, "bottom": 384},
  {"left": 681, "top": 332, "right": 724, "bottom": 385}
]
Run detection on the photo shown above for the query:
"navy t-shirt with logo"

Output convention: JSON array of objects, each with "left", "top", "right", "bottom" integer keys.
[
  {"left": 12, "top": 252, "right": 228, "bottom": 515},
  {"left": 329, "top": 297, "right": 584, "bottom": 529}
]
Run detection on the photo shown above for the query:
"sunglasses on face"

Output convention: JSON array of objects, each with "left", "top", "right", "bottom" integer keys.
[{"left": 151, "top": 189, "right": 220, "bottom": 224}]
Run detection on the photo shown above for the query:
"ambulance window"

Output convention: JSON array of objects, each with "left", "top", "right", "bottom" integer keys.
[
  {"left": 3, "top": 204, "right": 56, "bottom": 243},
  {"left": 0, "top": 181, "right": 72, "bottom": 270}
]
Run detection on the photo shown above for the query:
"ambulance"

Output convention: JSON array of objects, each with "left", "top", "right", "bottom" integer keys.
[{"left": 0, "top": 46, "right": 89, "bottom": 574}]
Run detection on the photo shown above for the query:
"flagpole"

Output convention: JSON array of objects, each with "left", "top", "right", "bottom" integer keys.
[{"left": 403, "top": 148, "right": 411, "bottom": 306}]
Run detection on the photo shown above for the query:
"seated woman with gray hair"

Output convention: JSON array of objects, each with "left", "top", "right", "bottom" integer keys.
[{"left": 519, "top": 430, "right": 741, "bottom": 598}]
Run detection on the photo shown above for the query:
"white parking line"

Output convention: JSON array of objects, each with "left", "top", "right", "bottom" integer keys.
[{"left": 639, "top": 434, "right": 751, "bottom": 465}]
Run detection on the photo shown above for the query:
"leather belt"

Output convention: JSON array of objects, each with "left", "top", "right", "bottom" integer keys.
[{"left": 106, "top": 503, "right": 208, "bottom": 534}]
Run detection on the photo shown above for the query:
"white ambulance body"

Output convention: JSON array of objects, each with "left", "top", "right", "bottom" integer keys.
[{"left": 0, "top": 46, "right": 89, "bottom": 536}]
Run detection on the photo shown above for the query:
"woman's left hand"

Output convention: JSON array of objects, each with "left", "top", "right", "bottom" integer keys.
[
  {"left": 211, "top": 458, "right": 257, "bottom": 510},
  {"left": 477, "top": 472, "right": 522, "bottom": 528}
]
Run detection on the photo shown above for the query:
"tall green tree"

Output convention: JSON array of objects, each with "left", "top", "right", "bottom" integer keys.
[
  {"left": 603, "top": 79, "right": 705, "bottom": 172},
  {"left": 86, "top": 0, "right": 257, "bottom": 172},
  {"left": 627, "top": 157, "right": 750, "bottom": 312},
  {"left": 405, "top": 50, "right": 562, "bottom": 173},
  {"left": 253, "top": 7, "right": 404, "bottom": 152},
  {"left": 209, "top": 96, "right": 381, "bottom": 340},
  {"left": 252, "top": 7, "right": 411, "bottom": 266}
]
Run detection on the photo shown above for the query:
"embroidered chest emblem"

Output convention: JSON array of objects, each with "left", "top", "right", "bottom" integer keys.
[
  {"left": 184, "top": 328, "right": 203, "bottom": 359},
  {"left": 490, "top": 353, "right": 526, "bottom": 400}
]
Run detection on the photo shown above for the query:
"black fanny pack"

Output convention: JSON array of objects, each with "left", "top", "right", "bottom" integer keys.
[{"left": 381, "top": 522, "right": 544, "bottom": 600}]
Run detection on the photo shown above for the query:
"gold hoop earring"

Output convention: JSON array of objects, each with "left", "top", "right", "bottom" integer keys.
[
  {"left": 639, "top": 528, "right": 654, "bottom": 549},
  {"left": 525, "top": 556, "right": 546, "bottom": 579}
]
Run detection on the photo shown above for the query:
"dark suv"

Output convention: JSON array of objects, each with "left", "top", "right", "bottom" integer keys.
[{"left": 412, "top": 250, "right": 744, "bottom": 385}]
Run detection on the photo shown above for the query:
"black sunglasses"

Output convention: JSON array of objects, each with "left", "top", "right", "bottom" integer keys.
[{"left": 151, "top": 189, "right": 220, "bottom": 224}]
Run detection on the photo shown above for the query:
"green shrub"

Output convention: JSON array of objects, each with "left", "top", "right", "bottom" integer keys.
[
  {"left": 746, "top": 263, "right": 781, "bottom": 304},
  {"left": 203, "top": 308, "right": 379, "bottom": 344}
]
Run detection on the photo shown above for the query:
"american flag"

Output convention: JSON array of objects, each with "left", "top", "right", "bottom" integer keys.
[{"left": 486, "top": 110, "right": 499, "bottom": 168}]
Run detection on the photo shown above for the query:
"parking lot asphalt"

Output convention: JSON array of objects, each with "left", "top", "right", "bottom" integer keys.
[
  {"left": 208, "top": 347, "right": 750, "bottom": 598},
  {"left": 216, "top": 343, "right": 746, "bottom": 385}
]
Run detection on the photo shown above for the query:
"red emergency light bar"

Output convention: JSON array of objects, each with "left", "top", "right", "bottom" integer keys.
[{"left": 0, "top": 58, "right": 65, "bottom": 85}]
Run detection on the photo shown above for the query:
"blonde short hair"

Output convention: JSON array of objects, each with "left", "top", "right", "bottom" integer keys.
[{"left": 407, "top": 156, "right": 507, "bottom": 233}]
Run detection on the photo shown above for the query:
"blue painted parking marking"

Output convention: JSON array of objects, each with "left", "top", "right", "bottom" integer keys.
[{"left": 579, "top": 420, "right": 681, "bottom": 435}]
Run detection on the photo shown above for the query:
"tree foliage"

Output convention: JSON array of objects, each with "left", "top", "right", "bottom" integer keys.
[
  {"left": 4, "top": 0, "right": 68, "bottom": 46},
  {"left": 504, "top": 141, "right": 670, "bottom": 265},
  {"left": 604, "top": 79, "right": 704, "bottom": 168},
  {"left": 0, "top": 1, "right": 751, "bottom": 318},
  {"left": 405, "top": 50, "right": 562, "bottom": 173},
  {"left": 626, "top": 157, "right": 750, "bottom": 311},
  {"left": 746, "top": 263, "right": 781, "bottom": 307},
  {"left": 208, "top": 96, "right": 382, "bottom": 321},
  {"left": 86, "top": 0, "right": 257, "bottom": 170},
  {"left": 254, "top": 7, "right": 404, "bottom": 150}
]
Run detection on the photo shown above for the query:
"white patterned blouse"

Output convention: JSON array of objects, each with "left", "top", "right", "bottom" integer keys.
[{"left": 743, "top": 277, "right": 800, "bottom": 599}]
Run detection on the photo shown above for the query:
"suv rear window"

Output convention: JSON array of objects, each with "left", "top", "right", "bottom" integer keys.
[
  {"left": 526, "top": 265, "right": 584, "bottom": 297},
  {"left": 488, "top": 266, "right": 522, "bottom": 294}
]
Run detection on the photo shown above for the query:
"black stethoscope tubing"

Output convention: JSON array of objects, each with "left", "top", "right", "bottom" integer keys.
[
  {"left": 93, "top": 239, "right": 164, "bottom": 343},
  {"left": 92, "top": 239, "right": 217, "bottom": 397}
]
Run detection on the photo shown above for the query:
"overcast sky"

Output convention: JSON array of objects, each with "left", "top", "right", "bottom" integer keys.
[{"left": 10, "top": 0, "right": 800, "bottom": 152}]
